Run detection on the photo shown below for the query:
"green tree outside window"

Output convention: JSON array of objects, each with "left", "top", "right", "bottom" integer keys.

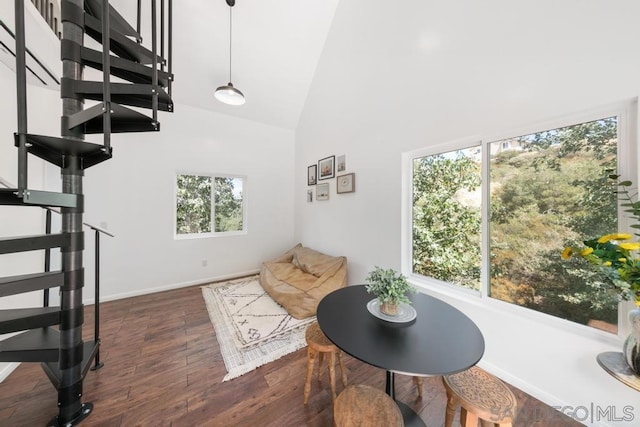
[
  {"left": 412, "top": 117, "right": 620, "bottom": 332},
  {"left": 176, "top": 174, "right": 245, "bottom": 235}
]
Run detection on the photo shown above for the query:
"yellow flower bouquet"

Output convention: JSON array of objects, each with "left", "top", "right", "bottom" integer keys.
[
  {"left": 562, "top": 175, "right": 640, "bottom": 306},
  {"left": 562, "top": 233, "right": 640, "bottom": 305}
]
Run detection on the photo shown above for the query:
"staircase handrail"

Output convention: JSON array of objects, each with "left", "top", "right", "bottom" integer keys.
[{"left": 0, "top": 176, "right": 114, "bottom": 237}]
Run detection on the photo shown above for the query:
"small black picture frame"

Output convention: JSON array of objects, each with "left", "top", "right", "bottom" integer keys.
[{"left": 308, "top": 164, "right": 317, "bottom": 186}]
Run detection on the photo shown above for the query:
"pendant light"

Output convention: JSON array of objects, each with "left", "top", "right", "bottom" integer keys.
[{"left": 215, "top": 0, "right": 245, "bottom": 105}]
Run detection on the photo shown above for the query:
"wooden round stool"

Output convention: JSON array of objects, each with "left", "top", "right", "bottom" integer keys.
[
  {"left": 334, "top": 384, "right": 404, "bottom": 427},
  {"left": 442, "top": 366, "right": 517, "bottom": 427},
  {"left": 303, "top": 321, "right": 347, "bottom": 404}
]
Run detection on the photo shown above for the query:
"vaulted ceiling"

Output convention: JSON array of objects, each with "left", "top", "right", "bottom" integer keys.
[{"left": 110, "top": 0, "right": 340, "bottom": 130}]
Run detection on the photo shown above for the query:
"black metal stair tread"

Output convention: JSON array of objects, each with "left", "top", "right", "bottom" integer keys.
[
  {"left": 0, "top": 189, "right": 22, "bottom": 206},
  {"left": 84, "top": 13, "right": 162, "bottom": 65},
  {"left": 0, "top": 328, "right": 59, "bottom": 363},
  {"left": 84, "top": 0, "right": 142, "bottom": 41},
  {"left": 80, "top": 46, "right": 172, "bottom": 86},
  {"left": 0, "top": 188, "right": 77, "bottom": 208},
  {"left": 0, "top": 271, "right": 64, "bottom": 297},
  {"left": 72, "top": 80, "right": 173, "bottom": 112},
  {"left": 0, "top": 307, "right": 60, "bottom": 334},
  {"left": 67, "top": 102, "right": 159, "bottom": 134},
  {"left": 42, "top": 341, "right": 100, "bottom": 389},
  {"left": 0, "top": 233, "right": 70, "bottom": 255},
  {"left": 14, "top": 133, "right": 112, "bottom": 169}
]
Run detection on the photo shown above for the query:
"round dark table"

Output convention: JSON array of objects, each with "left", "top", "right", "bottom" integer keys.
[{"left": 317, "top": 285, "right": 485, "bottom": 427}]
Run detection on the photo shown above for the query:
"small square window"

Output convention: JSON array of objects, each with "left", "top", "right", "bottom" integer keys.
[{"left": 176, "top": 174, "right": 245, "bottom": 236}]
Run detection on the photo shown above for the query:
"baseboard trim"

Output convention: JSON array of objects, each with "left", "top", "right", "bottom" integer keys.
[
  {"left": 0, "top": 362, "right": 20, "bottom": 383},
  {"left": 477, "top": 360, "right": 576, "bottom": 424},
  {"left": 83, "top": 269, "right": 261, "bottom": 305}
]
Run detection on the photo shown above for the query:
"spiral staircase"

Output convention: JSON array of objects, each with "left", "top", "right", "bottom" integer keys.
[{"left": 0, "top": 0, "right": 173, "bottom": 425}]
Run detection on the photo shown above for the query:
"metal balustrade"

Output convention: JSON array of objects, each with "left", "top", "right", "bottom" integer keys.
[{"left": 30, "top": 0, "right": 61, "bottom": 38}]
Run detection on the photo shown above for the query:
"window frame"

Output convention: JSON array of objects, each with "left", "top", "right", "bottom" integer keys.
[
  {"left": 402, "top": 136, "right": 484, "bottom": 296},
  {"left": 174, "top": 171, "right": 248, "bottom": 239},
  {"left": 402, "top": 100, "right": 638, "bottom": 340}
]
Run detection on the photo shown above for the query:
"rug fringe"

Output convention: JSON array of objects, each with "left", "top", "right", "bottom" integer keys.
[{"left": 222, "top": 339, "right": 308, "bottom": 382}]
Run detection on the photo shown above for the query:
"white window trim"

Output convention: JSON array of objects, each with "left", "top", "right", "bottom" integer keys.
[
  {"left": 401, "top": 135, "right": 483, "bottom": 285},
  {"left": 401, "top": 99, "right": 638, "bottom": 342},
  {"left": 174, "top": 171, "right": 248, "bottom": 239}
]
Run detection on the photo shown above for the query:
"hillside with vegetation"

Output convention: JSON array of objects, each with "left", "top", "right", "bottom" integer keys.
[{"left": 413, "top": 117, "right": 620, "bottom": 330}]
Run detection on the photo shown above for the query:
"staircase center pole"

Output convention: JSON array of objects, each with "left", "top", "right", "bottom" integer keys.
[{"left": 55, "top": 0, "right": 92, "bottom": 424}]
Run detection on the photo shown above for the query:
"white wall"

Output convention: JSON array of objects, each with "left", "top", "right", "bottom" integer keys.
[
  {"left": 295, "top": 0, "right": 640, "bottom": 425},
  {"left": 73, "top": 103, "right": 296, "bottom": 302},
  {"left": 0, "top": 0, "right": 61, "bottom": 82}
]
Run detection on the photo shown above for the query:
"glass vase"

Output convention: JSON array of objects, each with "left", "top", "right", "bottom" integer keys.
[{"left": 622, "top": 306, "right": 640, "bottom": 375}]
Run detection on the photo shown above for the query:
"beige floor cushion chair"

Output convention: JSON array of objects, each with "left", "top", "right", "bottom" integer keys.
[{"left": 259, "top": 243, "right": 347, "bottom": 319}]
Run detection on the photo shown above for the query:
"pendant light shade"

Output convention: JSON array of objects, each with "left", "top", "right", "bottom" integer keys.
[
  {"left": 214, "top": 82, "right": 245, "bottom": 106},
  {"left": 215, "top": 0, "right": 245, "bottom": 106}
]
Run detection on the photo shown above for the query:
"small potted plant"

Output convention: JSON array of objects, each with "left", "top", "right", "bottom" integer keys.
[{"left": 365, "top": 266, "right": 415, "bottom": 316}]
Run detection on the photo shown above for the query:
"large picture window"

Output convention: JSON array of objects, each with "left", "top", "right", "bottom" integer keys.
[
  {"left": 176, "top": 174, "right": 245, "bottom": 236},
  {"left": 489, "top": 117, "right": 618, "bottom": 331},
  {"left": 408, "top": 106, "right": 634, "bottom": 334}
]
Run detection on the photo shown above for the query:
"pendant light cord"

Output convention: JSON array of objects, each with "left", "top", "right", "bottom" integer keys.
[
  {"left": 215, "top": 0, "right": 244, "bottom": 105},
  {"left": 229, "top": 6, "right": 233, "bottom": 82}
]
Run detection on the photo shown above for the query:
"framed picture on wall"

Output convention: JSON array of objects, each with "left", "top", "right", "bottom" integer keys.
[
  {"left": 308, "top": 164, "right": 317, "bottom": 185},
  {"left": 318, "top": 156, "right": 335, "bottom": 180},
  {"left": 337, "top": 154, "right": 346, "bottom": 172},
  {"left": 317, "top": 183, "right": 330, "bottom": 200},
  {"left": 336, "top": 173, "right": 355, "bottom": 194}
]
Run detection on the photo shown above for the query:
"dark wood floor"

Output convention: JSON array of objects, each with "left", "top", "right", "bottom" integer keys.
[{"left": 0, "top": 283, "right": 582, "bottom": 426}]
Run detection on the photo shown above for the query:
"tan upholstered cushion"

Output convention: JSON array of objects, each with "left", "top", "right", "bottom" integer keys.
[
  {"left": 262, "top": 262, "right": 319, "bottom": 292},
  {"left": 292, "top": 246, "right": 342, "bottom": 277},
  {"left": 268, "top": 243, "right": 301, "bottom": 264},
  {"left": 259, "top": 244, "right": 347, "bottom": 319}
]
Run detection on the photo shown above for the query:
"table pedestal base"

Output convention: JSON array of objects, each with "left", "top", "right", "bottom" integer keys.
[
  {"left": 386, "top": 371, "right": 396, "bottom": 398},
  {"left": 396, "top": 401, "right": 426, "bottom": 427},
  {"left": 386, "top": 371, "right": 426, "bottom": 426}
]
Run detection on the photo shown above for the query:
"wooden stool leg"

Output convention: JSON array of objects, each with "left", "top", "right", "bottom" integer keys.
[
  {"left": 413, "top": 376, "right": 423, "bottom": 398},
  {"left": 460, "top": 407, "right": 479, "bottom": 427},
  {"left": 317, "top": 352, "right": 324, "bottom": 380},
  {"left": 479, "top": 420, "right": 494, "bottom": 427},
  {"left": 304, "top": 347, "right": 316, "bottom": 404},
  {"left": 328, "top": 351, "right": 337, "bottom": 403},
  {"left": 444, "top": 390, "right": 457, "bottom": 427},
  {"left": 337, "top": 350, "right": 347, "bottom": 388}
]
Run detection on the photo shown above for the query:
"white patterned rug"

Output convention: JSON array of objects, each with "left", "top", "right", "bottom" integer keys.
[{"left": 201, "top": 275, "right": 315, "bottom": 381}]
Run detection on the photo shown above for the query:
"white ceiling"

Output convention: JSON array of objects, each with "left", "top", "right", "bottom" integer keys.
[{"left": 111, "top": 0, "right": 340, "bottom": 130}]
